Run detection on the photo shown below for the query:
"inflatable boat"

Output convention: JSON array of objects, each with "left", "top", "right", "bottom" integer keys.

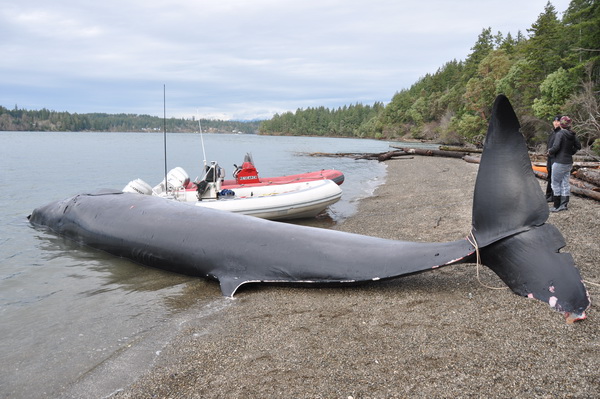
[{"left": 123, "top": 163, "right": 342, "bottom": 220}]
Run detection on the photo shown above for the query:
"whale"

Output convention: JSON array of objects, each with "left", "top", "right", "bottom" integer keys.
[{"left": 28, "top": 95, "right": 590, "bottom": 321}]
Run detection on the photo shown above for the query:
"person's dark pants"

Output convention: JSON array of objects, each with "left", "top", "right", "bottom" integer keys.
[{"left": 545, "top": 160, "right": 553, "bottom": 200}]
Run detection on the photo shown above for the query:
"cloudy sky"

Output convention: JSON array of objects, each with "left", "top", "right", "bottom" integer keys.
[{"left": 1, "top": 0, "right": 571, "bottom": 121}]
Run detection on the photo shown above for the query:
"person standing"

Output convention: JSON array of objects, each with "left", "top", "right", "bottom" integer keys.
[
  {"left": 545, "top": 115, "right": 562, "bottom": 201},
  {"left": 547, "top": 116, "right": 581, "bottom": 212}
]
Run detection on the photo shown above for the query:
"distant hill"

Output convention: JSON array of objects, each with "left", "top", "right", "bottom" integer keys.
[{"left": 0, "top": 106, "right": 261, "bottom": 134}]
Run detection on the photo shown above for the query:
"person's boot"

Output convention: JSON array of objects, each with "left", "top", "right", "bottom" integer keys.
[
  {"left": 545, "top": 185, "right": 554, "bottom": 202},
  {"left": 558, "top": 196, "right": 569, "bottom": 211},
  {"left": 550, "top": 196, "right": 561, "bottom": 212}
]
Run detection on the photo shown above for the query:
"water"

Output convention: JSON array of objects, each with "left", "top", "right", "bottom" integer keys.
[{"left": 0, "top": 131, "right": 404, "bottom": 398}]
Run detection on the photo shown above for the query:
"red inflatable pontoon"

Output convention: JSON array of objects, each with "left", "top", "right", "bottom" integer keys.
[{"left": 222, "top": 154, "right": 344, "bottom": 189}]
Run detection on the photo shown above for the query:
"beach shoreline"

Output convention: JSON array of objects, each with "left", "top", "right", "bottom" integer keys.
[{"left": 79, "top": 155, "right": 598, "bottom": 398}]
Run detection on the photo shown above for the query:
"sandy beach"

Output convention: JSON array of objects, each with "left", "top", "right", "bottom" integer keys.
[{"left": 108, "top": 155, "right": 599, "bottom": 398}]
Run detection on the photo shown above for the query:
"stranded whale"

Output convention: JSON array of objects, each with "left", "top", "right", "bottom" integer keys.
[{"left": 28, "top": 95, "right": 590, "bottom": 321}]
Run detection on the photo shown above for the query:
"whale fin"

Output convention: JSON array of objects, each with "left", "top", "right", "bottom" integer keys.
[{"left": 472, "top": 95, "right": 589, "bottom": 320}]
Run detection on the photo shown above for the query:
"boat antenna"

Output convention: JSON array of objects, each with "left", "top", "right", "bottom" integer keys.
[
  {"left": 198, "top": 109, "right": 207, "bottom": 170},
  {"left": 163, "top": 84, "right": 168, "bottom": 193}
]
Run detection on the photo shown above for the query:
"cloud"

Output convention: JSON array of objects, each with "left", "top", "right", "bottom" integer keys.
[{"left": 0, "top": 0, "right": 572, "bottom": 120}]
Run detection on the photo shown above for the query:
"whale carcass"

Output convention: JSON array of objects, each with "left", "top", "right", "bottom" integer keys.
[{"left": 28, "top": 95, "right": 590, "bottom": 321}]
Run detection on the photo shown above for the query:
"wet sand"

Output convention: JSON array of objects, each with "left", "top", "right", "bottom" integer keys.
[{"left": 111, "top": 156, "right": 600, "bottom": 398}]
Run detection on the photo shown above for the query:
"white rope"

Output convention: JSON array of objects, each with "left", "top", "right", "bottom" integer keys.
[{"left": 466, "top": 231, "right": 508, "bottom": 290}]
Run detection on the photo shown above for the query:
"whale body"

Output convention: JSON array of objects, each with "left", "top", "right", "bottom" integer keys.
[{"left": 28, "top": 96, "right": 590, "bottom": 320}]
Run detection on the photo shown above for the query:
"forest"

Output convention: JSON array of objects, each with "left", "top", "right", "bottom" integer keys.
[
  {"left": 1, "top": 1, "right": 598, "bottom": 155},
  {"left": 260, "top": 0, "right": 599, "bottom": 154},
  {"left": 0, "top": 107, "right": 261, "bottom": 134}
]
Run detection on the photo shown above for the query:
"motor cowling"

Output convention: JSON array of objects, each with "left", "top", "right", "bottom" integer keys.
[
  {"left": 152, "top": 167, "right": 191, "bottom": 197},
  {"left": 166, "top": 167, "right": 190, "bottom": 190},
  {"left": 123, "top": 178, "right": 153, "bottom": 195},
  {"left": 234, "top": 161, "right": 260, "bottom": 184}
]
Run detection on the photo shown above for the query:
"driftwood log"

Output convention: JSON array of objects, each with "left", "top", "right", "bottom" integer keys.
[
  {"left": 574, "top": 168, "right": 600, "bottom": 187},
  {"left": 439, "top": 145, "right": 483, "bottom": 153},
  {"left": 391, "top": 146, "right": 474, "bottom": 159},
  {"left": 573, "top": 162, "right": 600, "bottom": 170},
  {"left": 375, "top": 150, "right": 409, "bottom": 162},
  {"left": 307, "top": 151, "right": 385, "bottom": 160},
  {"left": 571, "top": 178, "right": 600, "bottom": 192},
  {"left": 463, "top": 155, "right": 481, "bottom": 164},
  {"left": 306, "top": 150, "right": 412, "bottom": 161},
  {"left": 570, "top": 186, "right": 600, "bottom": 201},
  {"left": 306, "top": 152, "right": 374, "bottom": 158}
]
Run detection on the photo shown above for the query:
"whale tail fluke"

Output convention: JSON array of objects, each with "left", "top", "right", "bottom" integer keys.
[
  {"left": 472, "top": 95, "right": 590, "bottom": 321},
  {"left": 472, "top": 95, "right": 549, "bottom": 247}
]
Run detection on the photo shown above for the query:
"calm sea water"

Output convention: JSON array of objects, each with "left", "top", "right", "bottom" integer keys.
[{"left": 1, "top": 131, "right": 401, "bottom": 397}]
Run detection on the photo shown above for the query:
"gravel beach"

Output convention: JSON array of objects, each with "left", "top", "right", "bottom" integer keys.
[{"left": 110, "top": 155, "right": 599, "bottom": 399}]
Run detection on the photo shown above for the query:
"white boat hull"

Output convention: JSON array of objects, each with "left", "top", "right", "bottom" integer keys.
[
  {"left": 124, "top": 166, "right": 343, "bottom": 221},
  {"left": 194, "top": 180, "right": 342, "bottom": 220}
]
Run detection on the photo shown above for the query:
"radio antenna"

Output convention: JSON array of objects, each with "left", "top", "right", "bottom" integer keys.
[
  {"left": 163, "top": 84, "right": 168, "bottom": 193},
  {"left": 198, "top": 110, "right": 207, "bottom": 170}
]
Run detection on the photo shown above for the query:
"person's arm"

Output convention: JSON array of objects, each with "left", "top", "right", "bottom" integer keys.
[
  {"left": 573, "top": 134, "right": 582, "bottom": 154},
  {"left": 548, "top": 131, "right": 563, "bottom": 155}
]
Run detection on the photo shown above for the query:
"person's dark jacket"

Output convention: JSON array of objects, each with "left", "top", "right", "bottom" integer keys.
[
  {"left": 546, "top": 126, "right": 560, "bottom": 165},
  {"left": 548, "top": 128, "right": 581, "bottom": 164}
]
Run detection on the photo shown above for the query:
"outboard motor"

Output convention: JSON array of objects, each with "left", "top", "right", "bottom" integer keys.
[
  {"left": 153, "top": 167, "right": 191, "bottom": 197},
  {"left": 233, "top": 153, "right": 260, "bottom": 184},
  {"left": 166, "top": 167, "right": 190, "bottom": 190},
  {"left": 123, "top": 178, "right": 153, "bottom": 195}
]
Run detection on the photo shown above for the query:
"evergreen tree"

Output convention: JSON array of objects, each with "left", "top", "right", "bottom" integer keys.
[
  {"left": 498, "top": 32, "right": 518, "bottom": 54},
  {"left": 562, "top": 0, "right": 600, "bottom": 69},
  {"left": 517, "top": 2, "right": 564, "bottom": 110},
  {"left": 463, "top": 27, "right": 495, "bottom": 82},
  {"left": 525, "top": 2, "right": 564, "bottom": 75}
]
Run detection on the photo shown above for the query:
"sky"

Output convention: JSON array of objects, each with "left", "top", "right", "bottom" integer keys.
[{"left": 1, "top": 0, "right": 573, "bottom": 121}]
